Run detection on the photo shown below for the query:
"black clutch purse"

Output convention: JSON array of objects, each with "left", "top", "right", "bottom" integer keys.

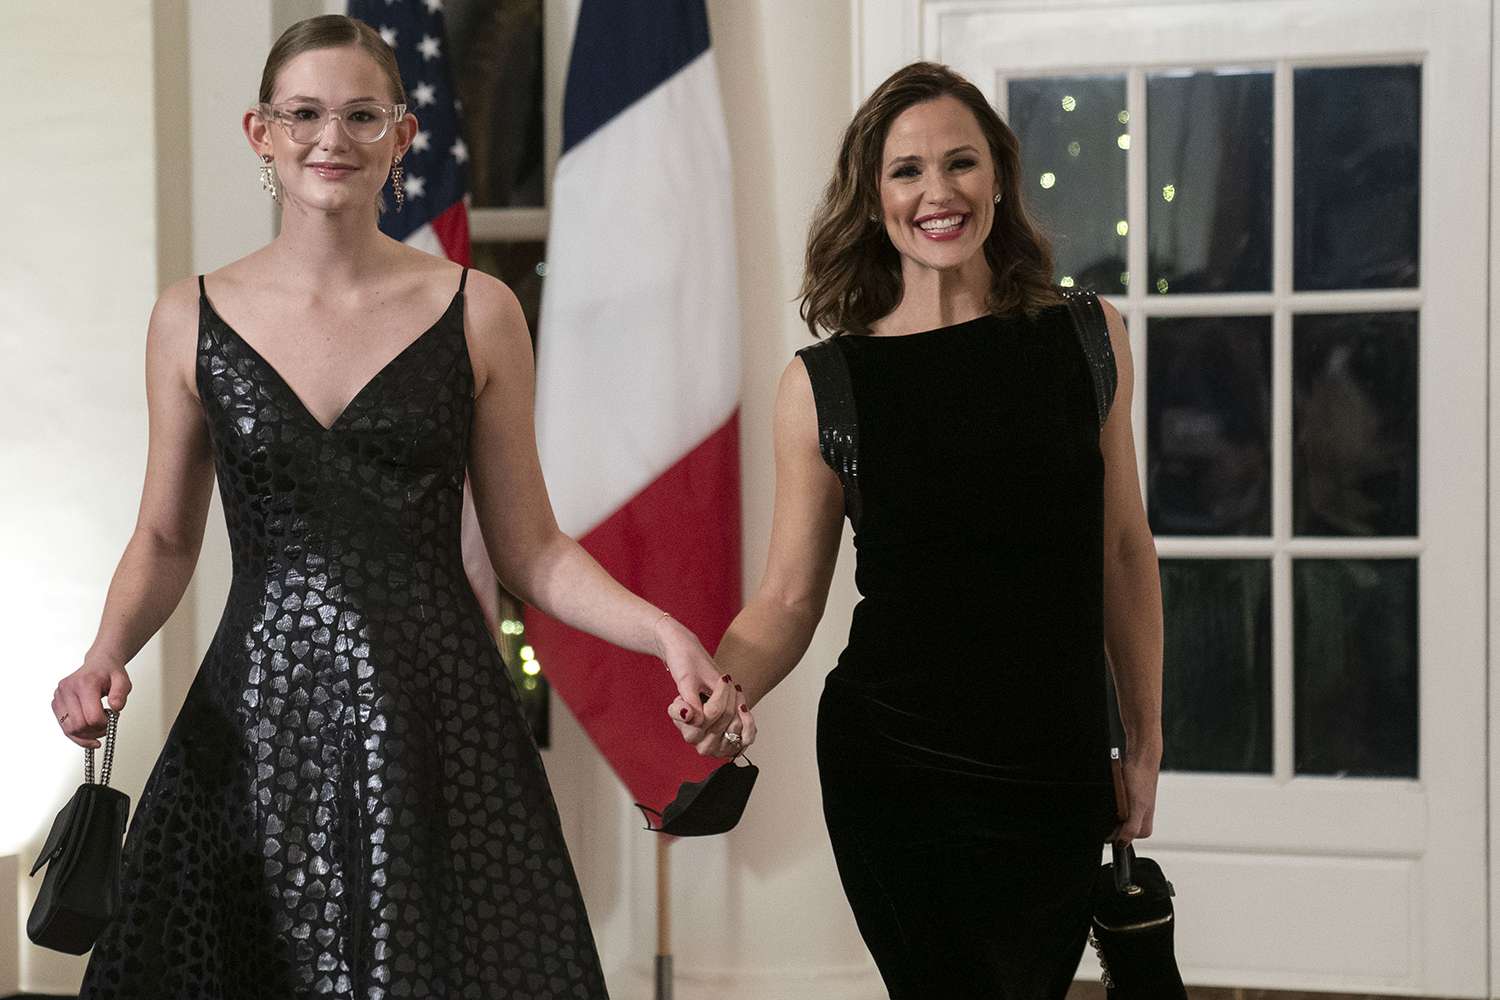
[{"left": 27, "top": 710, "right": 129, "bottom": 955}]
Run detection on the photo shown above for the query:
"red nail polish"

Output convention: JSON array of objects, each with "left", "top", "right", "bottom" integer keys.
[
  {"left": 734, "top": 683, "right": 742, "bottom": 692},
  {"left": 721, "top": 674, "right": 732, "bottom": 682},
  {"left": 679, "top": 707, "right": 688, "bottom": 720},
  {"left": 739, "top": 704, "right": 748, "bottom": 713}
]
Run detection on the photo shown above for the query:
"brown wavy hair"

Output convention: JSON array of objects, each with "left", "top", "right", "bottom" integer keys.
[
  {"left": 259, "top": 15, "right": 407, "bottom": 106},
  {"left": 799, "top": 62, "right": 1060, "bottom": 337}
]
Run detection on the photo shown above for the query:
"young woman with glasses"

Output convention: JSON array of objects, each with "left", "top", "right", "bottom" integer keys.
[
  {"left": 55, "top": 15, "right": 749, "bottom": 998},
  {"left": 670, "top": 62, "right": 1165, "bottom": 998}
]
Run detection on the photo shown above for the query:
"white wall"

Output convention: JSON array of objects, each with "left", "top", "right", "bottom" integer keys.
[{"left": 0, "top": 1, "right": 163, "bottom": 990}]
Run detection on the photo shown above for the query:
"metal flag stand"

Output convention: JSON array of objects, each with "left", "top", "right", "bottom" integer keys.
[{"left": 655, "top": 837, "right": 673, "bottom": 1000}]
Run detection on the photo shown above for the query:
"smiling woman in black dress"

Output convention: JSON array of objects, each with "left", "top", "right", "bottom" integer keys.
[
  {"left": 48, "top": 15, "right": 751, "bottom": 999},
  {"left": 671, "top": 62, "right": 1165, "bottom": 998}
]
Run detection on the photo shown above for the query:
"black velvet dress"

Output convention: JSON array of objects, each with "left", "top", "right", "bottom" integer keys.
[
  {"left": 799, "top": 291, "right": 1119, "bottom": 999},
  {"left": 79, "top": 270, "right": 609, "bottom": 999}
]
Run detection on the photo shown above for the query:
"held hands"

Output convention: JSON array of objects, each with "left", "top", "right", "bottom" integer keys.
[
  {"left": 653, "top": 615, "right": 755, "bottom": 758},
  {"left": 52, "top": 658, "right": 132, "bottom": 749},
  {"left": 1110, "top": 745, "right": 1161, "bottom": 846}
]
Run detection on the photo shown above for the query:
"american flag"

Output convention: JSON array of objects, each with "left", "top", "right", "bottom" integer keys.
[{"left": 350, "top": 0, "right": 471, "bottom": 265}]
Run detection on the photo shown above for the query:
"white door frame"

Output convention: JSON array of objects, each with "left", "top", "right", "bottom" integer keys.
[
  {"left": 858, "top": 0, "right": 1493, "bottom": 995},
  {"left": 1487, "top": 2, "right": 1500, "bottom": 995}
]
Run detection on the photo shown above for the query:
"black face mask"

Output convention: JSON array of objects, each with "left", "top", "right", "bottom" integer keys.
[{"left": 635, "top": 757, "right": 759, "bottom": 837}]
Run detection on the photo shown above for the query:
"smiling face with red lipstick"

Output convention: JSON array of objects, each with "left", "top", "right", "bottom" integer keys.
[
  {"left": 877, "top": 95, "right": 1000, "bottom": 279},
  {"left": 800, "top": 63, "right": 1061, "bottom": 339}
]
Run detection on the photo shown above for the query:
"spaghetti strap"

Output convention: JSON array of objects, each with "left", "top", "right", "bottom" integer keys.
[
  {"left": 197, "top": 274, "right": 206, "bottom": 297},
  {"left": 458, "top": 266, "right": 469, "bottom": 293}
]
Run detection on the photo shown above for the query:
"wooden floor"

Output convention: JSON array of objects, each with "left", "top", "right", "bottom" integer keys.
[{"left": 1066, "top": 988, "right": 1454, "bottom": 1000}]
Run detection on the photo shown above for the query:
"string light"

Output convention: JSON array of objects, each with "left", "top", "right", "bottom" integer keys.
[
  {"left": 1040, "top": 172, "right": 1057, "bottom": 189},
  {"left": 1060, "top": 275, "right": 1075, "bottom": 288},
  {"left": 1162, "top": 184, "right": 1177, "bottom": 202},
  {"left": 1061, "top": 95, "right": 1077, "bottom": 112},
  {"left": 1116, "top": 220, "right": 1129, "bottom": 237},
  {"left": 1116, "top": 134, "right": 1131, "bottom": 150}
]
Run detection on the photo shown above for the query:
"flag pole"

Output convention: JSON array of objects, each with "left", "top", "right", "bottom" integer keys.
[{"left": 655, "top": 836, "right": 672, "bottom": 999}]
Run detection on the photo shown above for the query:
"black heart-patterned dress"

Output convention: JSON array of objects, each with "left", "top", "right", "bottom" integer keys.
[{"left": 80, "top": 268, "right": 609, "bottom": 999}]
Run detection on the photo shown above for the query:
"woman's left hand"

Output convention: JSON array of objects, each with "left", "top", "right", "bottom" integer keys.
[
  {"left": 1111, "top": 746, "right": 1161, "bottom": 845},
  {"left": 654, "top": 616, "right": 755, "bottom": 757}
]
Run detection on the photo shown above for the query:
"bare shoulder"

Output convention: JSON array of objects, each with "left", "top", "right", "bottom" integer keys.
[
  {"left": 1098, "top": 296, "right": 1129, "bottom": 339},
  {"left": 778, "top": 353, "right": 816, "bottom": 409},
  {"left": 773, "top": 352, "right": 821, "bottom": 448},
  {"left": 145, "top": 276, "right": 204, "bottom": 389},
  {"left": 458, "top": 269, "right": 530, "bottom": 391}
]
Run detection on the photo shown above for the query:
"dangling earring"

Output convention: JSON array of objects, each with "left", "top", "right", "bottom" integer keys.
[
  {"left": 391, "top": 158, "right": 405, "bottom": 213},
  {"left": 259, "top": 155, "right": 278, "bottom": 202}
]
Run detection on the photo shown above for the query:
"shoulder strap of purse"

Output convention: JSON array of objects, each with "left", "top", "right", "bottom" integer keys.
[
  {"left": 795, "top": 337, "right": 863, "bottom": 529},
  {"left": 1062, "top": 288, "right": 1118, "bottom": 427}
]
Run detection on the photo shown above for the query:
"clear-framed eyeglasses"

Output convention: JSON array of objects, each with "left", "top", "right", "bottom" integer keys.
[{"left": 256, "top": 100, "right": 408, "bottom": 144}]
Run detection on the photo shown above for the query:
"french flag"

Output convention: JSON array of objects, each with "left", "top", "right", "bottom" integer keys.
[{"left": 530, "top": 0, "right": 741, "bottom": 809}]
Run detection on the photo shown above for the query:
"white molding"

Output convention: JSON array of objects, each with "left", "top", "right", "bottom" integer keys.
[
  {"left": 0, "top": 855, "right": 15, "bottom": 995},
  {"left": 854, "top": 0, "right": 922, "bottom": 101},
  {"left": 469, "top": 206, "right": 550, "bottom": 243},
  {"left": 1488, "top": 0, "right": 1499, "bottom": 992}
]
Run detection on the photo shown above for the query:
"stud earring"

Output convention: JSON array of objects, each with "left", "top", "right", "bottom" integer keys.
[
  {"left": 259, "top": 155, "right": 278, "bottom": 202},
  {"left": 391, "top": 158, "right": 405, "bottom": 213},
  {"left": 869, "top": 212, "right": 879, "bottom": 222},
  {"left": 993, "top": 192, "right": 1002, "bottom": 204}
]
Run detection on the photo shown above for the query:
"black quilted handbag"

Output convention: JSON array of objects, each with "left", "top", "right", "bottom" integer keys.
[{"left": 27, "top": 710, "right": 129, "bottom": 954}]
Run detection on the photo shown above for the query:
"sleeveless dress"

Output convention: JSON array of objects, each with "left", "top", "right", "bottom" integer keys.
[
  {"left": 799, "top": 291, "right": 1119, "bottom": 1000},
  {"left": 80, "top": 270, "right": 609, "bottom": 1000}
]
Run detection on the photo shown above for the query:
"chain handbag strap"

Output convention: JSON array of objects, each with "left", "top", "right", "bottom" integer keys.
[{"left": 85, "top": 709, "right": 119, "bottom": 787}]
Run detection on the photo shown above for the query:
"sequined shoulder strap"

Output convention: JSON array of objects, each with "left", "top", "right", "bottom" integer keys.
[
  {"left": 1061, "top": 288, "right": 1117, "bottom": 427},
  {"left": 795, "top": 337, "right": 863, "bottom": 529}
]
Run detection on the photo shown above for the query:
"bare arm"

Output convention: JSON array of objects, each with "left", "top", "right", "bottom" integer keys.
[
  {"left": 669, "top": 357, "right": 844, "bottom": 750},
  {"left": 1099, "top": 299, "right": 1165, "bottom": 842},
  {"left": 460, "top": 476, "right": 502, "bottom": 636},
  {"left": 53, "top": 278, "right": 216, "bottom": 748},
  {"left": 461, "top": 273, "right": 741, "bottom": 738}
]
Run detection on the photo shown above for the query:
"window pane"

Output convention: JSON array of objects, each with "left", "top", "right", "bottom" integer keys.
[
  {"left": 1294, "top": 65, "right": 1421, "bottom": 290},
  {"left": 1147, "top": 316, "right": 1272, "bottom": 535},
  {"left": 1161, "top": 559, "right": 1273, "bottom": 773},
  {"left": 1008, "top": 75, "right": 1129, "bottom": 291},
  {"left": 1147, "top": 68, "right": 1273, "bottom": 294},
  {"left": 1294, "top": 559, "right": 1418, "bottom": 777},
  {"left": 446, "top": 0, "right": 545, "bottom": 208},
  {"left": 1293, "top": 312, "right": 1418, "bottom": 536},
  {"left": 472, "top": 242, "right": 546, "bottom": 335}
]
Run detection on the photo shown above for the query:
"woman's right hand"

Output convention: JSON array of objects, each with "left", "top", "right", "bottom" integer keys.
[{"left": 52, "top": 659, "right": 131, "bottom": 748}]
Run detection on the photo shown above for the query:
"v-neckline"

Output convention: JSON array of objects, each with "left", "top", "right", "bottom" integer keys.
[{"left": 200, "top": 285, "right": 461, "bottom": 433}]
